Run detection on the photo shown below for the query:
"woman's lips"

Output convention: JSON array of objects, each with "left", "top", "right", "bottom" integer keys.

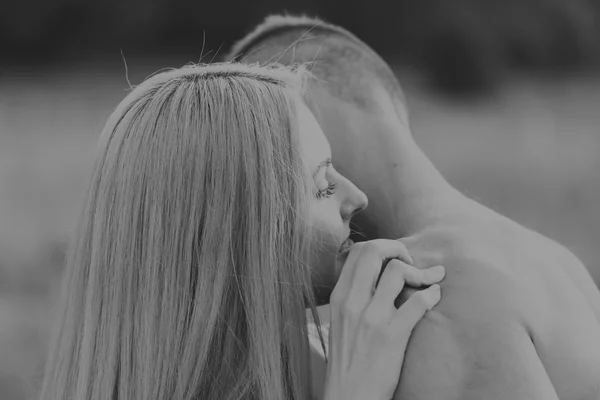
[{"left": 339, "top": 237, "right": 355, "bottom": 253}]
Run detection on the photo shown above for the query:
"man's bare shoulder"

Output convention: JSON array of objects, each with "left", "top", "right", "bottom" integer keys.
[
  {"left": 394, "top": 298, "right": 559, "bottom": 400},
  {"left": 539, "top": 233, "right": 600, "bottom": 321},
  {"left": 396, "top": 225, "right": 600, "bottom": 400},
  {"left": 394, "top": 227, "right": 558, "bottom": 400}
]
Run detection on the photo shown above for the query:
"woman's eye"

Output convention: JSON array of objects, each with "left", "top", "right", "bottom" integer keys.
[{"left": 316, "top": 181, "right": 337, "bottom": 199}]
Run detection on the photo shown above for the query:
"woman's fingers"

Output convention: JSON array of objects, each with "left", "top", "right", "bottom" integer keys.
[
  {"left": 347, "top": 240, "right": 414, "bottom": 306},
  {"left": 390, "top": 284, "right": 441, "bottom": 332},
  {"left": 401, "top": 264, "right": 445, "bottom": 288},
  {"left": 368, "top": 260, "right": 411, "bottom": 313},
  {"left": 331, "top": 239, "right": 413, "bottom": 306},
  {"left": 368, "top": 262, "right": 445, "bottom": 317}
]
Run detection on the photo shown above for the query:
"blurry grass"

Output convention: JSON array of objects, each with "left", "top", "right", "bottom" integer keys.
[{"left": 0, "top": 63, "right": 598, "bottom": 397}]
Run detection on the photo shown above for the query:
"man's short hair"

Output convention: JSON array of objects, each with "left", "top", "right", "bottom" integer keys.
[{"left": 226, "top": 14, "right": 407, "bottom": 114}]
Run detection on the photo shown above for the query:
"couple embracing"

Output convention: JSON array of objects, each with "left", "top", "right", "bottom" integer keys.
[{"left": 39, "top": 14, "right": 600, "bottom": 400}]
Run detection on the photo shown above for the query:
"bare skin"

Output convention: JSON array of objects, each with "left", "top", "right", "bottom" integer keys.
[
  {"left": 308, "top": 81, "right": 600, "bottom": 400},
  {"left": 229, "top": 16, "right": 600, "bottom": 400}
]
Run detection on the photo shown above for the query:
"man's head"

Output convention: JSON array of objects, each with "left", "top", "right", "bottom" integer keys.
[
  {"left": 226, "top": 14, "right": 410, "bottom": 125},
  {"left": 226, "top": 15, "right": 430, "bottom": 240}
]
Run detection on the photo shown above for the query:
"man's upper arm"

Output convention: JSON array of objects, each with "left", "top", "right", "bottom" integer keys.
[
  {"left": 558, "top": 246, "right": 600, "bottom": 323},
  {"left": 393, "top": 307, "right": 559, "bottom": 400}
]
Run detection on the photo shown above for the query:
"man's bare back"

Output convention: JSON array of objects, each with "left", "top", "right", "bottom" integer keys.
[
  {"left": 396, "top": 198, "right": 600, "bottom": 400},
  {"left": 228, "top": 14, "right": 600, "bottom": 400}
]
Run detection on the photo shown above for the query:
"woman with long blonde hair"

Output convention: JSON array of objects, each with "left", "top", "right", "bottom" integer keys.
[{"left": 38, "top": 62, "right": 444, "bottom": 400}]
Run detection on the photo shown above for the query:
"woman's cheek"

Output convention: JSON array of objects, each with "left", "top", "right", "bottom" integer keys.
[{"left": 309, "top": 199, "right": 346, "bottom": 282}]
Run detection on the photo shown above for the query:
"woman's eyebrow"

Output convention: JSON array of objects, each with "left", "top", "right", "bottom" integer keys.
[{"left": 312, "top": 158, "right": 332, "bottom": 179}]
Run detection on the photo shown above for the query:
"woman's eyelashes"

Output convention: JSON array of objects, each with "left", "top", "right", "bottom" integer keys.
[
  {"left": 316, "top": 179, "right": 337, "bottom": 199},
  {"left": 314, "top": 163, "right": 338, "bottom": 199}
]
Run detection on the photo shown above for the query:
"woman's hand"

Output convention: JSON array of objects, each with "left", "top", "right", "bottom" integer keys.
[{"left": 323, "top": 239, "right": 445, "bottom": 400}]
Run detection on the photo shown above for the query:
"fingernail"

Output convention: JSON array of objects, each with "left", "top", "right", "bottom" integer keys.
[
  {"left": 431, "top": 265, "right": 445, "bottom": 277},
  {"left": 431, "top": 284, "right": 441, "bottom": 291}
]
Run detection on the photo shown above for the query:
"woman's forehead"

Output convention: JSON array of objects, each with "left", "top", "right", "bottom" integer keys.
[{"left": 296, "top": 103, "right": 332, "bottom": 169}]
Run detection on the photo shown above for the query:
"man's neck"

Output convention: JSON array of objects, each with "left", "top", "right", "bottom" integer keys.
[{"left": 367, "top": 138, "right": 466, "bottom": 239}]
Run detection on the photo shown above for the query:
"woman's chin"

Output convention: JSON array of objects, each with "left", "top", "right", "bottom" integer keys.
[
  {"left": 310, "top": 238, "right": 355, "bottom": 304},
  {"left": 334, "top": 248, "right": 350, "bottom": 283},
  {"left": 334, "top": 239, "right": 353, "bottom": 277}
]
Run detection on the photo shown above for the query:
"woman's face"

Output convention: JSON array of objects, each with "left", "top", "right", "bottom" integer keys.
[{"left": 296, "top": 102, "right": 369, "bottom": 304}]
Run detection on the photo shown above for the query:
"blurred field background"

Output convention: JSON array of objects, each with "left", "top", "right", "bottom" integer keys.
[{"left": 1, "top": 0, "right": 600, "bottom": 398}]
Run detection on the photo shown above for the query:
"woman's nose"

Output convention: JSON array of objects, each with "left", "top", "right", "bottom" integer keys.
[{"left": 341, "top": 182, "right": 368, "bottom": 221}]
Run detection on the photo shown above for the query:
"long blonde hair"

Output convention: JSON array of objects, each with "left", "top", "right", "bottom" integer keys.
[{"left": 38, "top": 63, "right": 322, "bottom": 400}]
